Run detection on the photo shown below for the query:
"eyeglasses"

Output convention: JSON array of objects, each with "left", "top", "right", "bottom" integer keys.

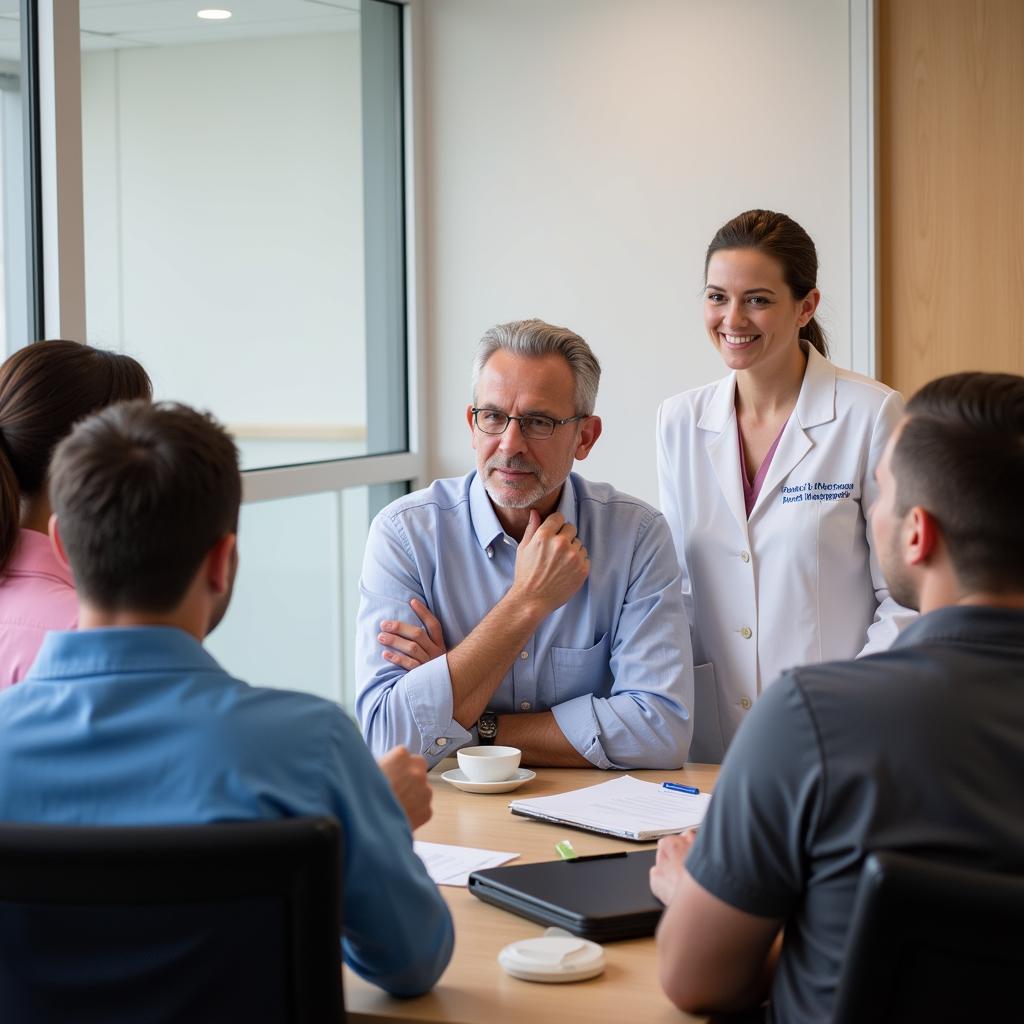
[{"left": 471, "top": 407, "right": 588, "bottom": 440}]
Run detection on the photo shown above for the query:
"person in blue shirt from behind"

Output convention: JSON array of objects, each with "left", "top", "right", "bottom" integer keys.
[
  {"left": 0, "top": 400, "right": 453, "bottom": 998},
  {"left": 356, "top": 318, "right": 694, "bottom": 769}
]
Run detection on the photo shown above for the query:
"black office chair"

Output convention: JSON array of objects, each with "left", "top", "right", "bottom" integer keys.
[
  {"left": 832, "top": 851, "right": 1024, "bottom": 1024},
  {"left": 0, "top": 816, "right": 344, "bottom": 1024}
]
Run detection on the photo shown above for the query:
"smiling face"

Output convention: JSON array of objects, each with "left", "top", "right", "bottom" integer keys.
[
  {"left": 468, "top": 350, "right": 600, "bottom": 522},
  {"left": 704, "top": 248, "right": 819, "bottom": 376}
]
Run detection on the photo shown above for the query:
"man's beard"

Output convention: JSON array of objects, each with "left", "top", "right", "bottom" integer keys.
[
  {"left": 881, "top": 532, "right": 920, "bottom": 612},
  {"left": 483, "top": 455, "right": 550, "bottom": 509}
]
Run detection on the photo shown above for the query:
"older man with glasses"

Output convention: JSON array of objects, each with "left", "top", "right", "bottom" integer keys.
[{"left": 355, "top": 319, "right": 694, "bottom": 769}]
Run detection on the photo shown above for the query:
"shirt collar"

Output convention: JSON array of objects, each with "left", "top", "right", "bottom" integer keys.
[
  {"left": 892, "top": 605, "right": 1024, "bottom": 651},
  {"left": 792, "top": 342, "right": 836, "bottom": 429},
  {"left": 468, "top": 470, "right": 579, "bottom": 550},
  {"left": 27, "top": 625, "right": 223, "bottom": 682},
  {"left": 6, "top": 528, "right": 74, "bottom": 589}
]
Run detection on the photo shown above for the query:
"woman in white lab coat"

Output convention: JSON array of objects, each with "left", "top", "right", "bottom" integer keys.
[{"left": 657, "top": 209, "right": 913, "bottom": 762}]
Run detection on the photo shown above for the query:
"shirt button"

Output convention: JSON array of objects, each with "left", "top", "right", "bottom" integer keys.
[
  {"left": 519, "top": 701, "right": 531, "bottom": 711},
  {"left": 486, "top": 546, "right": 493, "bottom": 558},
  {"left": 436, "top": 737, "right": 448, "bottom": 747},
  {"left": 520, "top": 650, "right": 529, "bottom": 660},
  {"left": 740, "top": 697, "right": 752, "bottom": 710},
  {"left": 740, "top": 626, "right": 752, "bottom": 639},
  {"left": 740, "top": 550, "right": 751, "bottom": 563}
]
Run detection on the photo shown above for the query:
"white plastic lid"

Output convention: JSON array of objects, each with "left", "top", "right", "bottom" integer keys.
[{"left": 498, "top": 927, "right": 606, "bottom": 983}]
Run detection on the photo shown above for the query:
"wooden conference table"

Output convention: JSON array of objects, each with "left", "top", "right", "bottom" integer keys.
[{"left": 345, "top": 762, "right": 720, "bottom": 1024}]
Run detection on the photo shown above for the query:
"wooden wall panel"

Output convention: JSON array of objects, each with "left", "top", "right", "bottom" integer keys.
[{"left": 878, "top": 0, "right": 1024, "bottom": 396}]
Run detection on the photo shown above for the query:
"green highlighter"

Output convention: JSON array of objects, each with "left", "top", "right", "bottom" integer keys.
[{"left": 554, "top": 839, "right": 578, "bottom": 861}]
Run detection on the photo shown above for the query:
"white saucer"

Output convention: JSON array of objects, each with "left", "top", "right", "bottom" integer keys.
[{"left": 441, "top": 767, "right": 536, "bottom": 794}]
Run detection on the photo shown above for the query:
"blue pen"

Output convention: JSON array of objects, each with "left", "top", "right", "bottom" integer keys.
[{"left": 662, "top": 781, "right": 700, "bottom": 795}]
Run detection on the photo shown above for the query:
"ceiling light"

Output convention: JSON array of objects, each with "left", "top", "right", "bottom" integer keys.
[{"left": 197, "top": 9, "right": 232, "bottom": 20}]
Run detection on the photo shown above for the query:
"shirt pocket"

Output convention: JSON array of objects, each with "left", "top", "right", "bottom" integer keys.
[{"left": 550, "top": 633, "right": 612, "bottom": 704}]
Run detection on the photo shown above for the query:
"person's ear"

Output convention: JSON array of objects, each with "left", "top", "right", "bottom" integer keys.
[
  {"left": 797, "top": 287, "right": 821, "bottom": 329},
  {"left": 206, "top": 534, "right": 237, "bottom": 595},
  {"left": 48, "top": 514, "right": 73, "bottom": 574},
  {"left": 573, "top": 415, "right": 603, "bottom": 461},
  {"left": 904, "top": 506, "right": 939, "bottom": 566}
]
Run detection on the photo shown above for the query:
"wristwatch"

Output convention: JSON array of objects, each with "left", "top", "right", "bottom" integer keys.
[{"left": 478, "top": 710, "right": 498, "bottom": 745}]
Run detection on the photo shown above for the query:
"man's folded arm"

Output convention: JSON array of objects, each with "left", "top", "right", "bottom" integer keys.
[
  {"left": 356, "top": 582, "right": 472, "bottom": 764},
  {"left": 354, "top": 513, "right": 472, "bottom": 762}
]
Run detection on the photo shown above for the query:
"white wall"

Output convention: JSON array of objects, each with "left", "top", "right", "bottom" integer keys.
[
  {"left": 81, "top": 31, "right": 366, "bottom": 443},
  {"left": 421, "top": 0, "right": 852, "bottom": 506}
]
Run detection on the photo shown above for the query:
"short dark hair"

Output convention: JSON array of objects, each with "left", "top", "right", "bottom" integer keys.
[
  {"left": 49, "top": 401, "right": 241, "bottom": 613},
  {"left": 705, "top": 209, "right": 829, "bottom": 358},
  {"left": 893, "top": 372, "right": 1024, "bottom": 593},
  {"left": 0, "top": 340, "right": 151, "bottom": 574}
]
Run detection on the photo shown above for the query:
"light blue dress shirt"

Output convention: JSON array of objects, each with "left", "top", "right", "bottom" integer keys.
[
  {"left": 356, "top": 471, "right": 694, "bottom": 769},
  {"left": 0, "top": 627, "right": 454, "bottom": 998}
]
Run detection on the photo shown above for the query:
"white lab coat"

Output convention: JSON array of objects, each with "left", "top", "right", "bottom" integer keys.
[{"left": 657, "top": 344, "right": 915, "bottom": 762}]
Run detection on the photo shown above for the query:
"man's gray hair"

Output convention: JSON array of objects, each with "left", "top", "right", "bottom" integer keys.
[{"left": 471, "top": 319, "right": 602, "bottom": 416}]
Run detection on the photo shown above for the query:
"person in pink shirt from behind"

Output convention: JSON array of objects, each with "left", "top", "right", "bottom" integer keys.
[{"left": 0, "top": 340, "right": 151, "bottom": 687}]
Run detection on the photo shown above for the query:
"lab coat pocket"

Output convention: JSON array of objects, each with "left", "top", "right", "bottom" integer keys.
[
  {"left": 551, "top": 633, "right": 613, "bottom": 703},
  {"left": 689, "top": 662, "right": 725, "bottom": 764}
]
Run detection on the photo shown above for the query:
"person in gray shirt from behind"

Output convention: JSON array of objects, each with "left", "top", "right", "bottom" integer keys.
[{"left": 648, "top": 371, "right": 1024, "bottom": 1024}]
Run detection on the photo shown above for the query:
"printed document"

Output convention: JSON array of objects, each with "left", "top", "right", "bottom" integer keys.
[
  {"left": 509, "top": 775, "right": 711, "bottom": 841},
  {"left": 414, "top": 841, "right": 519, "bottom": 887}
]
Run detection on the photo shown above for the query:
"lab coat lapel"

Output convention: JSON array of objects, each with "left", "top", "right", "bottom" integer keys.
[
  {"left": 749, "top": 345, "right": 836, "bottom": 521},
  {"left": 699, "top": 374, "right": 749, "bottom": 542}
]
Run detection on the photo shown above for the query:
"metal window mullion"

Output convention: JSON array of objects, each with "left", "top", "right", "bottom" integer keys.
[
  {"left": 20, "top": 0, "right": 44, "bottom": 341},
  {"left": 402, "top": 0, "right": 429, "bottom": 489},
  {"left": 37, "top": 0, "right": 86, "bottom": 341},
  {"left": 241, "top": 451, "right": 421, "bottom": 505},
  {"left": 850, "top": 0, "right": 878, "bottom": 379}
]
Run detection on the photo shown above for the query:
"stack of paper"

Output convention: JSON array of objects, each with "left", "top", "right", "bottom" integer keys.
[
  {"left": 508, "top": 775, "right": 711, "bottom": 842},
  {"left": 414, "top": 841, "right": 519, "bottom": 886}
]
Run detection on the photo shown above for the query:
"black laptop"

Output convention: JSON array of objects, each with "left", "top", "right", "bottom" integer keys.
[{"left": 468, "top": 849, "right": 662, "bottom": 942}]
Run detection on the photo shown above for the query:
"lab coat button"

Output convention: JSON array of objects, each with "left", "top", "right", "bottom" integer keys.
[
  {"left": 740, "top": 626, "right": 753, "bottom": 639},
  {"left": 740, "top": 550, "right": 751, "bottom": 563},
  {"left": 740, "top": 697, "right": 752, "bottom": 710}
]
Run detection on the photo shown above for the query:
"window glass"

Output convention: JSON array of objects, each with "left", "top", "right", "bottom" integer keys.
[
  {"left": 206, "top": 482, "right": 407, "bottom": 711},
  {"left": 79, "top": 1, "right": 406, "bottom": 470},
  {"left": 0, "top": 4, "right": 30, "bottom": 354}
]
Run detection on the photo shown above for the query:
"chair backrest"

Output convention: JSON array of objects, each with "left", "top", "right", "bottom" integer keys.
[
  {"left": 0, "top": 816, "right": 344, "bottom": 1024},
  {"left": 832, "top": 851, "right": 1024, "bottom": 1024}
]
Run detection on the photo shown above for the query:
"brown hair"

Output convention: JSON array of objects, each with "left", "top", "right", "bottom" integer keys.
[
  {"left": 0, "top": 340, "right": 152, "bottom": 574},
  {"left": 49, "top": 400, "right": 241, "bottom": 613},
  {"left": 704, "top": 209, "right": 829, "bottom": 358},
  {"left": 893, "top": 372, "right": 1024, "bottom": 593}
]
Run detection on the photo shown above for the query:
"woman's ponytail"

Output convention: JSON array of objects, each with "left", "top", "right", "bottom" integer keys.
[
  {"left": 0, "top": 431, "right": 21, "bottom": 574},
  {"left": 801, "top": 316, "right": 830, "bottom": 359}
]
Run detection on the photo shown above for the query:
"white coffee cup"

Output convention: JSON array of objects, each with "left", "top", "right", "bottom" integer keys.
[{"left": 457, "top": 745, "right": 522, "bottom": 783}]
